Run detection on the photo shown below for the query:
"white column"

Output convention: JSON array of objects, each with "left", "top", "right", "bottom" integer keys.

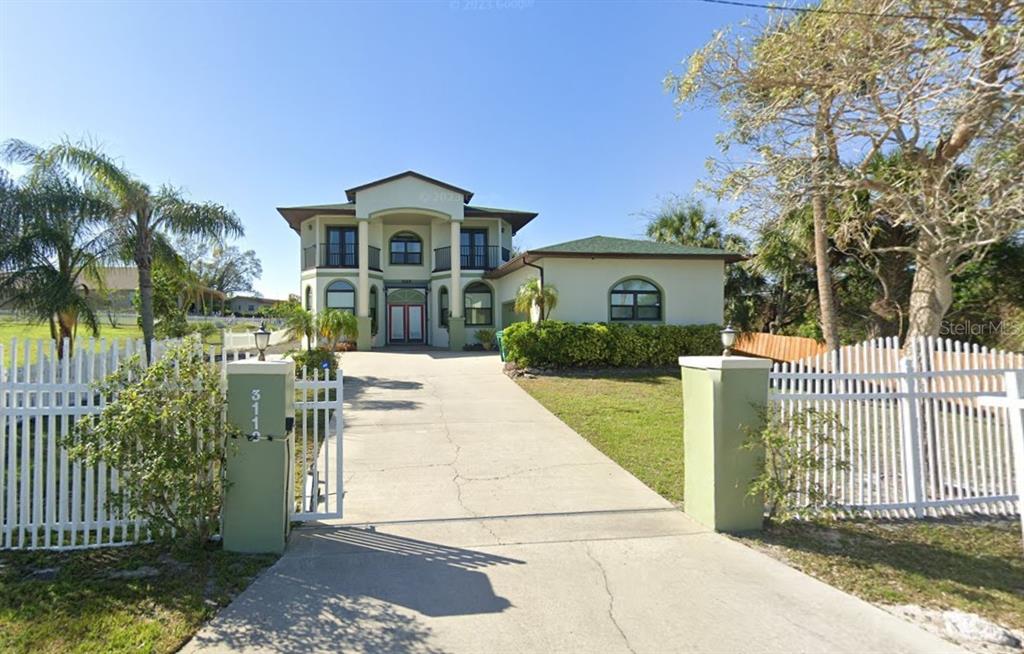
[
  {"left": 357, "top": 217, "right": 369, "bottom": 317},
  {"left": 450, "top": 219, "right": 462, "bottom": 317}
]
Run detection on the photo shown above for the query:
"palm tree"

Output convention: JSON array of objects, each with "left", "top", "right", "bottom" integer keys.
[
  {"left": 2, "top": 138, "right": 244, "bottom": 361},
  {"left": 315, "top": 308, "right": 359, "bottom": 351},
  {"left": 644, "top": 196, "right": 726, "bottom": 249},
  {"left": 274, "top": 301, "right": 316, "bottom": 352},
  {"left": 514, "top": 278, "right": 558, "bottom": 321},
  {"left": 0, "top": 166, "right": 117, "bottom": 358}
]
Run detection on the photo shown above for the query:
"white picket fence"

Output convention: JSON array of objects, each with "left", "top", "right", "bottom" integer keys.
[
  {"left": 769, "top": 336, "right": 1024, "bottom": 517},
  {"left": 0, "top": 337, "right": 250, "bottom": 550}
]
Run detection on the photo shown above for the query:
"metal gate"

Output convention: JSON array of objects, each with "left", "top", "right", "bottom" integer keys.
[{"left": 292, "top": 370, "right": 344, "bottom": 520}]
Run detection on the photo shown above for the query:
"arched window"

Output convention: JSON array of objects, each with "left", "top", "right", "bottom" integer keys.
[
  {"left": 304, "top": 285, "right": 312, "bottom": 311},
  {"left": 610, "top": 279, "right": 661, "bottom": 321},
  {"left": 389, "top": 231, "right": 423, "bottom": 265},
  {"left": 325, "top": 280, "right": 356, "bottom": 313},
  {"left": 465, "top": 282, "right": 493, "bottom": 326},
  {"left": 438, "top": 287, "right": 449, "bottom": 327},
  {"left": 369, "top": 285, "right": 378, "bottom": 335}
]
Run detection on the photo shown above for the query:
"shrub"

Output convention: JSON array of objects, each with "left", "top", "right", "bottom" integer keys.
[
  {"left": 501, "top": 320, "right": 721, "bottom": 368},
  {"left": 66, "top": 336, "right": 237, "bottom": 547},
  {"left": 743, "top": 406, "right": 848, "bottom": 524},
  {"left": 475, "top": 328, "right": 496, "bottom": 350},
  {"left": 292, "top": 347, "right": 338, "bottom": 378}
]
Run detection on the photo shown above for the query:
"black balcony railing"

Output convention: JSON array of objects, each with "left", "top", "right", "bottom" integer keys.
[
  {"left": 302, "top": 244, "right": 382, "bottom": 270},
  {"left": 433, "top": 245, "right": 511, "bottom": 272}
]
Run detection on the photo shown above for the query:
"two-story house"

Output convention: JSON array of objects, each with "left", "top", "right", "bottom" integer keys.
[{"left": 278, "top": 171, "right": 742, "bottom": 351}]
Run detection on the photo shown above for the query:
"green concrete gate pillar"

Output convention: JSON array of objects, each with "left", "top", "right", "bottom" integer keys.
[
  {"left": 679, "top": 356, "right": 772, "bottom": 533},
  {"left": 448, "top": 316, "right": 466, "bottom": 351},
  {"left": 223, "top": 359, "right": 295, "bottom": 553}
]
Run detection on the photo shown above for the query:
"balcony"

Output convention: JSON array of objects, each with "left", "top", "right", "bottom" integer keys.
[
  {"left": 303, "top": 244, "right": 381, "bottom": 271},
  {"left": 433, "top": 245, "right": 511, "bottom": 272}
]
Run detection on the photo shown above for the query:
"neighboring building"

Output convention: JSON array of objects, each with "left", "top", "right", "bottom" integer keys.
[
  {"left": 227, "top": 295, "right": 286, "bottom": 317},
  {"left": 278, "top": 171, "right": 742, "bottom": 351},
  {"left": 80, "top": 266, "right": 140, "bottom": 311}
]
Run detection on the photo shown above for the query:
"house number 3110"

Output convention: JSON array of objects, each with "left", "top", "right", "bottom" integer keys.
[{"left": 249, "top": 388, "right": 261, "bottom": 441}]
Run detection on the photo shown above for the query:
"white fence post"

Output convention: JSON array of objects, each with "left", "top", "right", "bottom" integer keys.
[
  {"left": 1003, "top": 372, "right": 1024, "bottom": 545},
  {"left": 898, "top": 357, "right": 926, "bottom": 517}
]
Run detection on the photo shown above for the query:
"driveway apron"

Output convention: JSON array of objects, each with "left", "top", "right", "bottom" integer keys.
[{"left": 184, "top": 350, "right": 963, "bottom": 654}]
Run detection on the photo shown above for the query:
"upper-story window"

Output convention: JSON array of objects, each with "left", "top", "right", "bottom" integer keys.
[
  {"left": 326, "top": 226, "right": 358, "bottom": 267},
  {"left": 390, "top": 232, "right": 423, "bottom": 265},
  {"left": 610, "top": 278, "right": 662, "bottom": 321}
]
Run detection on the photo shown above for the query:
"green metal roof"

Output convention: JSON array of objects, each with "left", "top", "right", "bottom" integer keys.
[{"left": 531, "top": 235, "right": 739, "bottom": 258}]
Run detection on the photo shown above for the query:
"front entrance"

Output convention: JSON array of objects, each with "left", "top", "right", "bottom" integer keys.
[
  {"left": 386, "top": 288, "right": 427, "bottom": 345},
  {"left": 388, "top": 304, "right": 425, "bottom": 343}
]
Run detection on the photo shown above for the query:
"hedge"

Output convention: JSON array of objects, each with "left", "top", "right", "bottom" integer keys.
[{"left": 501, "top": 320, "right": 721, "bottom": 369}]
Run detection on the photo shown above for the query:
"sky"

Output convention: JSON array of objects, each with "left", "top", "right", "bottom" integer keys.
[{"left": 0, "top": 0, "right": 765, "bottom": 300}]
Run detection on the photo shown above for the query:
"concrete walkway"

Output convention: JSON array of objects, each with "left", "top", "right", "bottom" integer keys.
[{"left": 185, "top": 349, "right": 962, "bottom": 654}]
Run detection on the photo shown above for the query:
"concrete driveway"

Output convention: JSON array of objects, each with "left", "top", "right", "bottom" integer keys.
[{"left": 185, "top": 349, "right": 962, "bottom": 654}]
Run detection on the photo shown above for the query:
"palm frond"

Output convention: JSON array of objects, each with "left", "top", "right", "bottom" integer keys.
[{"left": 153, "top": 185, "right": 244, "bottom": 240}]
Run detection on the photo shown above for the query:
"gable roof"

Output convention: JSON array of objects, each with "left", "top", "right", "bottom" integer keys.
[
  {"left": 485, "top": 235, "right": 746, "bottom": 278},
  {"left": 344, "top": 171, "right": 474, "bottom": 203}
]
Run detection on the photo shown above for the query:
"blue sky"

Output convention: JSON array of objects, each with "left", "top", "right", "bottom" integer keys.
[{"left": 0, "top": 0, "right": 763, "bottom": 300}]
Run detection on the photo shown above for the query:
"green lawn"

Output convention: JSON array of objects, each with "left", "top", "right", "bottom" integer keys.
[
  {"left": 516, "top": 369, "right": 1024, "bottom": 631},
  {"left": 0, "top": 317, "right": 144, "bottom": 352},
  {"left": 0, "top": 544, "right": 276, "bottom": 654},
  {"left": 740, "top": 518, "right": 1024, "bottom": 630},
  {"left": 516, "top": 371, "right": 684, "bottom": 503}
]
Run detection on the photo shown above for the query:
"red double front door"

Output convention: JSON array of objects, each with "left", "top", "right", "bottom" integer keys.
[{"left": 388, "top": 304, "right": 425, "bottom": 344}]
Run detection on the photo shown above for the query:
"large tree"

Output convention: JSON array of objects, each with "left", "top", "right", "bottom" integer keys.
[
  {"left": 0, "top": 166, "right": 116, "bottom": 357},
  {"left": 3, "top": 139, "right": 244, "bottom": 360},
  {"left": 175, "top": 235, "right": 262, "bottom": 307},
  {"left": 668, "top": 0, "right": 1024, "bottom": 344}
]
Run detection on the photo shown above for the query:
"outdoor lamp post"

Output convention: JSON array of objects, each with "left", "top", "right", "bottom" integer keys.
[
  {"left": 720, "top": 325, "right": 737, "bottom": 357},
  {"left": 254, "top": 322, "right": 271, "bottom": 361}
]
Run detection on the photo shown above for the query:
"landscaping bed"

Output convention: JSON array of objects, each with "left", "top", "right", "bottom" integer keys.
[{"left": 0, "top": 544, "right": 276, "bottom": 653}]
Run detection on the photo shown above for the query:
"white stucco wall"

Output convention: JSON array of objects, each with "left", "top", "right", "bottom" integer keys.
[
  {"left": 355, "top": 176, "right": 464, "bottom": 221},
  {"left": 499, "top": 257, "right": 725, "bottom": 326}
]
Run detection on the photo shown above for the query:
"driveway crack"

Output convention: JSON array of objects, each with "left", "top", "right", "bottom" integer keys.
[
  {"left": 584, "top": 543, "right": 637, "bottom": 654},
  {"left": 426, "top": 375, "right": 503, "bottom": 545}
]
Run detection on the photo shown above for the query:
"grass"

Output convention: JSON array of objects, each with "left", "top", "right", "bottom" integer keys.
[
  {"left": 739, "top": 518, "right": 1024, "bottom": 630},
  {"left": 517, "top": 368, "right": 1024, "bottom": 631},
  {"left": 0, "top": 543, "right": 277, "bottom": 654},
  {"left": 0, "top": 318, "right": 249, "bottom": 365},
  {"left": 0, "top": 318, "right": 143, "bottom": 361},
  {"left": 516, "top": 370, "right": 684, "bottom": 503}
]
